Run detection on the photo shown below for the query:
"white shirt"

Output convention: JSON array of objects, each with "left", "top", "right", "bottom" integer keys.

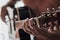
[{"left": 0, "top": 18, "right": 9, "bottom": 40}]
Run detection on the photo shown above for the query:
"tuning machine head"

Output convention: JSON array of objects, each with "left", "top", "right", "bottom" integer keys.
[
  {"left": 47, "top": 8, "right": 50, "bottom": 12},
  {"left": 52, "top": 8, "right": 55, "bottom": 11},
  {"left": 47, "top": 13, "right": 52, "bottom": 17},
  {"left": 48, "top": 22, "right": 52, "bottom": 26},
  {"left": 54, "top": 20, "right": 58, "bottom": 25},
  {"left": 58, "top": 6, "right": 60, "bottom": 10},
  {"left": 52, "top": 13, "right": 57, "bottom": 17}
]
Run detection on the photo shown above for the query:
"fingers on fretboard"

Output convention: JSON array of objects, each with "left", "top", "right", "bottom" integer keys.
[{"left": 33, "top": 7, "right": 60, "bottom": 31}]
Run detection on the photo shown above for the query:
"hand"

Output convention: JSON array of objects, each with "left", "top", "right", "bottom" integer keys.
[
  {"left": 22, "top": 18, "right": 60, "bottom": 40},
  {"left": 1, "top": 6, "right": 7, "bottom": 22},
  {"left": 22, "top": 18, "right": 47, "bottom": 38}
]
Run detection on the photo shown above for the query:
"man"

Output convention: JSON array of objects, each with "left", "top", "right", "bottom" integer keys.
[
  {"left": 19, "top": 0, "right": 60, "bottom": 40},
  {"left": 1, "top": 0, "right": 20, "bottom": 40}
]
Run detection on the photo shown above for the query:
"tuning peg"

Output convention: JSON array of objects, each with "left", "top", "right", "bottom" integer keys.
[
  {"left": 42, "top": 12, "right": 47, "bottom": 16},
  {"left": 54, "top": 21, "right": 59, "bottom": 31},
  {"left": 52, "top": 8, "right": 55, "bottom": 11},
  {"left": 43, "top": 23, "right": 47, "bottom": 28},
  {"left": 48, "top": 21, "right": 55, "bottom": 31},
  {"left": 58, "top": 6, "right": 60, "bottom": 10},
  {"left": 48, "top": 22, "right": 52, "bottom": 26},
  {"left": 47, "top": 8, "right": 50, "bottom": 12},
  {"left": 41, "top": 14, "right": 46, "bottom": 16},
  {"left": 47, "top": 13, "right": 51, "bottom": 17},
  {"left": 54, "top": 20, "right": 58, "bottom": 25},
  {"left": 54, "top": 25, "right": 59, "bottom": 31},
  {"left": 52, "top": 13, "right": 57, "bottom": 17}
]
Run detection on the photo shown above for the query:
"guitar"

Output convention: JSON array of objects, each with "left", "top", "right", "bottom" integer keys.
[{"left": 15, "top": 7, "right": 60, "bottom": 32}]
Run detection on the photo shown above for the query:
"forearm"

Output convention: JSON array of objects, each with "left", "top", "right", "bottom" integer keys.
[{"left": 1, "top": 6, "right": 8, "bottom": 23}]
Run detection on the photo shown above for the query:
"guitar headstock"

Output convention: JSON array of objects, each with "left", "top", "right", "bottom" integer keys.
[{"left": 33, "top": 7, "right": 60, "bottom": 32}]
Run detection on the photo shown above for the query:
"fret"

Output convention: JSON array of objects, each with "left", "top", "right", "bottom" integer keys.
[{"left": 33, "top": 17, "right": 40, "bottom": 28}]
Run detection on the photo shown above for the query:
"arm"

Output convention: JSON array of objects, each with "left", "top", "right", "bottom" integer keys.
[
  {"left": 1, "top": 6, "right": 11, "bottom": 23},
  {"left": 1, "top": 6, "right": 8, "bottom": 22}
]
